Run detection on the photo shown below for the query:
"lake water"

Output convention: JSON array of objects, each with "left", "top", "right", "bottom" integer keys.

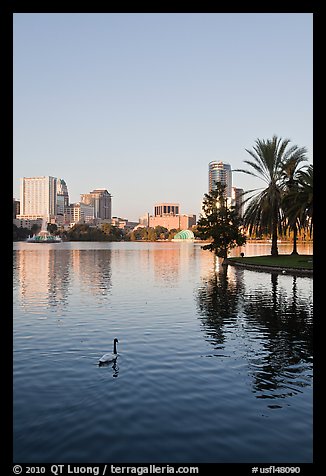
[{"left": 13, "top": 241, "right": 313, "bottom": 463}]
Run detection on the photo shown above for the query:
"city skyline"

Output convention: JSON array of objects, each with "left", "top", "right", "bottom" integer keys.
[
  {"left": 13, "top": 13, "right": 313, "bottom": 221},
  {"left": 14, "top": 166, "right": 244, "bottom": 223}
]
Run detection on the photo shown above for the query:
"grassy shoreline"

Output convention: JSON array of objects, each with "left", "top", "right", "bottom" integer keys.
[{"left": 225, "top": 254, "right": 313, "bottom": 275}]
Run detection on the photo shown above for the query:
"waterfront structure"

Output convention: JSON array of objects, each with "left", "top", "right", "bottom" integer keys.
[
  {"left": 18, "top": 176, "right": 57, "bottom": 222},
  {"left": 172, "top": 230, "right": 195, "bottom": 241},
  {"left": 148, "top": 203, "right": 196, "bottom": 231},
  {"left": 80, "top": 189, "right": 112, "bottom": 220},
  {"left": 209, "top": 161, "right": 232, "bottom": 197},
  {"left": 27, "top": 217, "right": 61, "bottom": 243}
]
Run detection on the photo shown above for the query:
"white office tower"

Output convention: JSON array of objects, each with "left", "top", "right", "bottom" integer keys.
[{"left": 19, "top": 176, "right": 57, "bottom": 222}]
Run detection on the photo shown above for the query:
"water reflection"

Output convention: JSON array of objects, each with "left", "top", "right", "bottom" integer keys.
[
  {"left": 196, "top": 258, "right": 245, "bottom": 347},
  {"left": 196, "top": 260, "right": 313, "bottom": 403},
  {"left": 13, "top": 242, "right": 313, "bottom": 462},
  {"left": 14, "top": 248, "right": 112, "bottom": 311},
  {"left": 14, "top": 249, "right": 71, "bottom": 312},
  {"left": 98, "top": 359, "right": 120, "bottom": 378},
  {"left": 152, "top": 247, "right": 180, "bottom": 285},
  {"left": 243, "top": 272, "right": 313, "bottom": 400},
  {"left": 112, "top": 361, "right": 119, "bottom": 378},
  {"left": 152, "top": 243, "right": 198, "bottom": 286},
  {"left": 73, "top": 249, "right": 112, "bottom": 297}
]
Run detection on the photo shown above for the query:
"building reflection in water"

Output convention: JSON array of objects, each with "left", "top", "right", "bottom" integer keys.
[
  {"left": 243, "top": 272, "right": 313, "bottom": 401},
  {"left": 14, "top": 249, "right": 71, "bottom": 313},
  {"left": 196, "top": 257, "right": 245, "bottom": 348},
  {"left": 152, "top": 243, "right": 197, "bottom": 286},
  {"left": 195, "top": 257, "right": 313, "bottom": 402},
  {"left": 72, "top": 249, "right": 112, "bottom": 298},
  {"left": 152, "top": 246, "right": 180, "bottom": 286},
  {"left": 14, "top": 248, "right": 112, "bottom": 312}
]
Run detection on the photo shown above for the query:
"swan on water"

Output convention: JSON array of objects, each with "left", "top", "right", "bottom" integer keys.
[{"left": 98, "top": 338, "right": 119, "bottom": 366}]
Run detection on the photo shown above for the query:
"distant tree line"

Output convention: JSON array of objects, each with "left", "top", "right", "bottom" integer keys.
[
  {"left": 128, "top": 226, "right": 179, "bottom": 241},
  {"left": 61, "top": 223, "right": 125, "bottom": 241},
  {"left": 13, "top": 223, "right": 181, "bottom": 242},
  {"left": 13, "top": 223, "right": 125, "bottom": 242},
  {"left": 13, "top": 224, "right": 31, "bottom": 241}
]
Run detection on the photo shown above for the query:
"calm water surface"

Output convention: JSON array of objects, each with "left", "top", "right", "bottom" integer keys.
[{"left": 13, "top": 241, "right": 313, "bottom": 463}]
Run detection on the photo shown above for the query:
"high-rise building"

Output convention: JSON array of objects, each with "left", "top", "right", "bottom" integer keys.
[
  {"left": 56, "top": 178, "right": 70, "bottom": 217},
  {"left": 232, "top": 187, "right": 244, "bottom": 218},
  {"left": 13, "top": 198, "right": 20, "bottom": 218},
  {"left": 80, "top": 188, "right": 112, "bottom": 220},
  {"left": 64, "top": 202, "right": 95, "bottom": 224},
  {"left": 18, "top": 176, "right": 57, "bottom": 222},
  {"left": 57, "top": 178, "right": 69, "bottom": 206},
  {"left": 208, "top": 161, "right": 232, "bottom": 197}
]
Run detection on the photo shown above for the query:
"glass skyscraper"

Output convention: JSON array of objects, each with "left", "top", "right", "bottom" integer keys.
[{"left": 208, "top": 161, "right": 232, "bottom": 197}]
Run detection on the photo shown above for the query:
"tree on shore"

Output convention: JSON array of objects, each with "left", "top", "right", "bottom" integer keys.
[
  {"left": 281, "top": 153, "right": 308, "bottom": 254},
  {"left": 47, "top": 223, "right": 58, "bottom": 235},
  {"left": 13, "top": 224, "right": 30, "bottom": 241},
  {"left": 297, "top": 164, "right": 313, "bottom": 238},
  {"left": 66, "top": 223, "right": 123, "bottom": 241},
  {"left": 196, "top": 182, "right": 246, "bottom": 260},
  {"left": 234, "top": 135, "right": 308, "bottom": 256},
  {"left": 128, "top": 226, "right": 169, "bottom": 241},
  {"left": 282, "top": 163, "right": 313, "bottom": 244}
]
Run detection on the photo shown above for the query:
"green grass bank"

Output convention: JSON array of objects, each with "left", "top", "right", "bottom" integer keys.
[{"left": 225, "top": 254, "right": 313, "bottom": 275}]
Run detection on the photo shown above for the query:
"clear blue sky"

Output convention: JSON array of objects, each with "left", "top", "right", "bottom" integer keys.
[{"left": 13, "top": 13, "right": 313, "bottom": 221}]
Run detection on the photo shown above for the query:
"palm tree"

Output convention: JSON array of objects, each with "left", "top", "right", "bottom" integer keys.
[
  {"left": 281, "top": 151, "right": 308, "bottom": 254},
  {"left": 299, "top": 164, "right": 313, "bottom": 237},
  {"left": 235, "top": 135, "right": 308, "bottom": 256},
  {"left": 283, "top": 164, "right": 313, "bottom": 242}
]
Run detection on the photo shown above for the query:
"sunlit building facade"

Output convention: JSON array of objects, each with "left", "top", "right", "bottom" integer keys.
[
  {"left": 18, "top": 176, "right": 57, "bottom": 222},
  {"left": 148, "top": 203, "right": 196, "bottom": 230},
  {"left": 208, "top": 161, "right": 232, "bottom": 197},
  {"left": 64, "top": 202, "right": 95, "bottom": 225},
  {"left": 80, "top": 189, "right": 112, "bottom": 220}
]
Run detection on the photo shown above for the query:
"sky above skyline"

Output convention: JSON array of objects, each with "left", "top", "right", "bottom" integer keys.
[{"left": 13, "top": 13, "right": 313, "bottom": 221}]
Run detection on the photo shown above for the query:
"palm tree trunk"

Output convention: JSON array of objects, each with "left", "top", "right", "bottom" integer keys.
[
  {"left": 271, "top": 209, "right": 279, "bottom": 256},
  {"left": 291, "top": 224, "right": 298, "bottom": 255},
  {"left": 271, "top": 232, "right": 278, "bottom": 256}
]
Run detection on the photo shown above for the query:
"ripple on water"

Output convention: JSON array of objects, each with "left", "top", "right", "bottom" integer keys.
[{"left": 13, "top": 242, "right": 313, "bottom": 463}]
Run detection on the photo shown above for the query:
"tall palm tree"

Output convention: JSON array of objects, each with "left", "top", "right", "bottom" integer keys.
[
  {"left": 281, "top": 151, "right": 308, "bottom": 254},
  {"left": 235, "top": 135, "right": 307, "bottom": 256},
  {"left": 283, "top": 164, "right": 313, "bottom": 242},
  {"left": 298, "top": 164, "right": 313, "bottom": 237}
]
